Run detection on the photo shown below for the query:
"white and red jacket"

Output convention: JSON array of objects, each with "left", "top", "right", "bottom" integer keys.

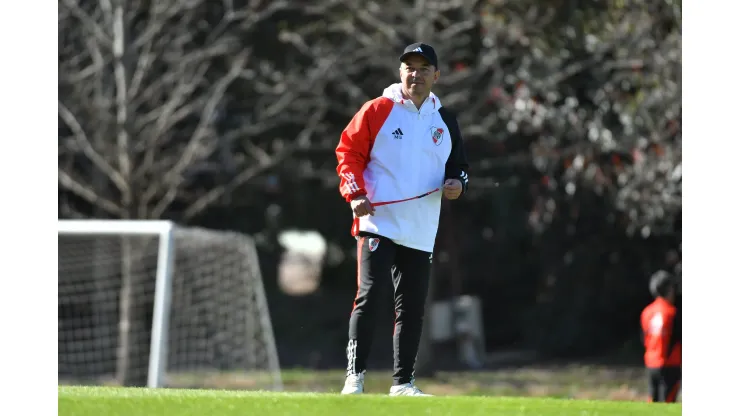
[{"left": 335, "top": 83, "right": 469, "bottom": 252}]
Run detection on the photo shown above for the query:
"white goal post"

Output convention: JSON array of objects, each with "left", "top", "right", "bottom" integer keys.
[{"left": 58, "top": 220, "right": 282, "bottom": 390}]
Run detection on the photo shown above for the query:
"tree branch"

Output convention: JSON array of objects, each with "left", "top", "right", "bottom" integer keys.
[
  {"left": 59, "top": 0, "right": 112, "bottom": 46},
  {"left": 58, "top": 169, "right": 124, "bottom": 217},
  {"left": 147, "top": 50, "right": 250, "bottom": 218},
  {"left": 181, "top": 107, "right": 325, "bottom": 221},
  {"left": 58, "top": 101, "right": 128, "bottom": 193}
]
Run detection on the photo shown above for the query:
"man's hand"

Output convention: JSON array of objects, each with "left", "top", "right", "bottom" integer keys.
[
  {"left": 351, "top": 195, "right": 375, "bottom": 217},
  {"left": 443, "top": 178, "right": 463, "bottom": 200}
]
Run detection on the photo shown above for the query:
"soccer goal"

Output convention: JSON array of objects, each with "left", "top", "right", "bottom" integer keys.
[{"left": 58, "top": 220, "right": 282, "bottom": 390}]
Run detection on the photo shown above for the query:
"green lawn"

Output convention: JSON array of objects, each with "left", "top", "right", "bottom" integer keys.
[
  {"left": 59, "top": 386, "right": 681, "bottom": 416},
  {"left": 158, "top": 366, "right": 659, "bottom": 401}
]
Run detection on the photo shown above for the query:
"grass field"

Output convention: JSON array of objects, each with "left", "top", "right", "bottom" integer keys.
[
  {"left": 160, "top": 366, "right": 661, "bottom": 401},
  {"left": 59, "top": 386, "right": 681, "bottom": 416}
]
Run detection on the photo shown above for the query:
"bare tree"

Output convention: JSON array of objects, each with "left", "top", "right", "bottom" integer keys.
[
  {"left": 58, "top": 0, "right": 332, "bottom": 385},
  {"left": 58, "top": 0, "right": 329, "bottom": 220}
]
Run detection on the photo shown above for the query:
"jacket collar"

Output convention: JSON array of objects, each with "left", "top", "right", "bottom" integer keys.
[{"left": 382, "top": 83, "right": 441, "bottom": 115}]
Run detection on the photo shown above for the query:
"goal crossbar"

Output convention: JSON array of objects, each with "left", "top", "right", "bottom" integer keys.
[{"left": 58, "top": 219, "right": 174, "bottom": 236}]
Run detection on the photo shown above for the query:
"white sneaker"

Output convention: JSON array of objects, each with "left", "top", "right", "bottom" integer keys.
[
  {"left": 341, "top": 372, "right": 365, "bottom": 394},
  {"left": 389, "top": 380, "right": 432, "bottom": 396}
]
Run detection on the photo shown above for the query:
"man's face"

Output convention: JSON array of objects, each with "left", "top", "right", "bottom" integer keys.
[{"left": 399, "top": 54, "right": 440, "bottom": 98}]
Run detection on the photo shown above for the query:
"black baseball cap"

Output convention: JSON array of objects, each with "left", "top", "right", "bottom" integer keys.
[{"left": 399, "top": 42, "right": 438, "bottom": 68}]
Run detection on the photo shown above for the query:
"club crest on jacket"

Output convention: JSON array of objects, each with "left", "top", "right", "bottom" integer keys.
[
  {"left": 431, "top": 127, "right": 444, "bottom": 146},
  {"left": 368, "top": 238, "right": 380, "bottom": 252}
]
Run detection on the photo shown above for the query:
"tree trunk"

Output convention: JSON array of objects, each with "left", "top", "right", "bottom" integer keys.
[
  {"left": 91, "top": 168, "right": 117, "bottom": 378},
  {"left": 116, "top": 235, "right": 134, "bottom": 384},
  {"left": 107, "top": 0, "right": 149, "bottom": 387},
  {"left": 116, "top": 236, "right": 151, "bottom": 386},
  {"left": 92, "top": 236, "right": 116, "bottom": 378}
]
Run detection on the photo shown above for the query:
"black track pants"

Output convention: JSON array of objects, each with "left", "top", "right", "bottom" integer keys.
[
  {"left": 345, "top": 232, "right": 431, "bottom": 385},
  {"left": 648, "top": 366, "right": 681, "bottom": 403}
]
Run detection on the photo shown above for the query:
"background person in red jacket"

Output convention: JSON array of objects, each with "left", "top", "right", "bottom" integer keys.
[{"left": 641, "top": 270, "right": 681, "bottom": 403}]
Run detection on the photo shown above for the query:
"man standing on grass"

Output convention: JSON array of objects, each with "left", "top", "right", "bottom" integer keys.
[
  {"left": 335, "top": 42, "right": 469, "bottom": 396},
  {"left": 641, "top": 270, "right": 682, "bottom": 403}
]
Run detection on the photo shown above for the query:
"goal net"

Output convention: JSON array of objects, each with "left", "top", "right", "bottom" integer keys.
[{"left": 58, "top": 220, "right": 282, "bottom": 390}]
